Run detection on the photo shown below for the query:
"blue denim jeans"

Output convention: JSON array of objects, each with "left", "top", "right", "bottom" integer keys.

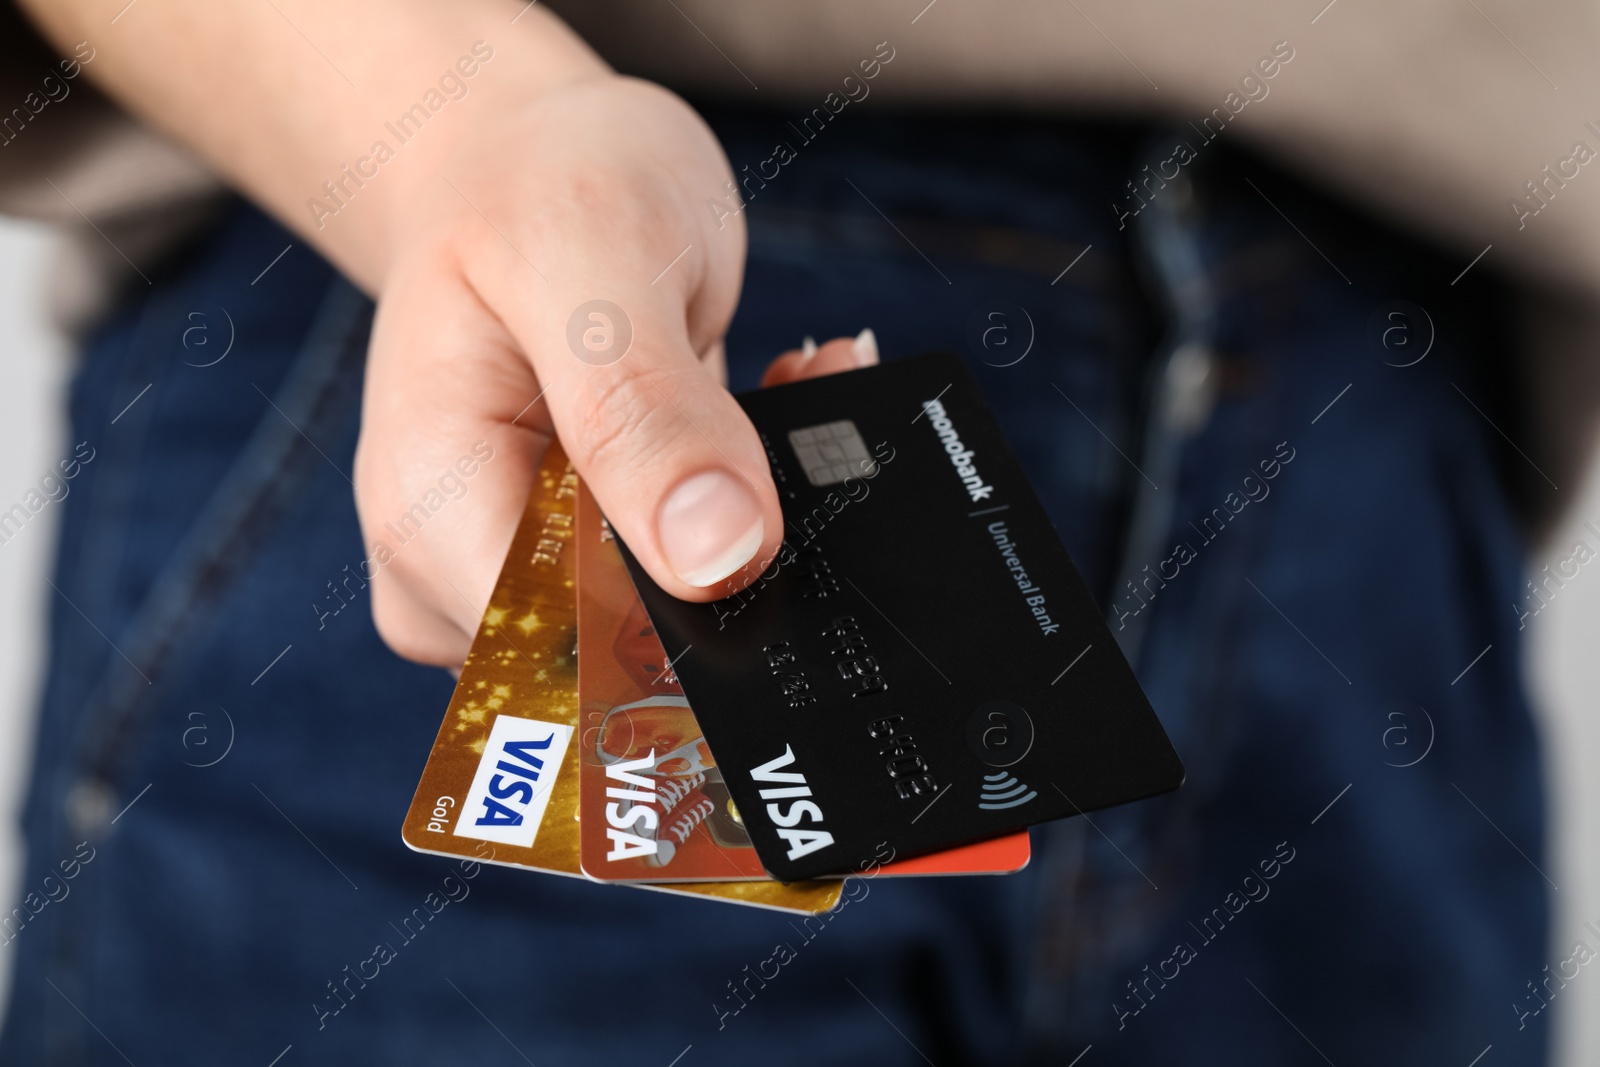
[{"left": 0, "top": 106, "right": 1546, "bottom": 1066}]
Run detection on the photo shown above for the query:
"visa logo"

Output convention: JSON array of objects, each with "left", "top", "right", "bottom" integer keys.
[
  {"left": 453, "top": 714, "right": 574, "bottom": 849},
  {"left": 603, "top": 751, "right": 661, "bottom": 862},
  {"left": 750, "top": 745, "right": 835, "bottom": 861}
]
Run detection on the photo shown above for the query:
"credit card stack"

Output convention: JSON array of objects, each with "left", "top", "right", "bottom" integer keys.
[{"left": 402, "top": 352, "right": 1183, "bottom": 913}]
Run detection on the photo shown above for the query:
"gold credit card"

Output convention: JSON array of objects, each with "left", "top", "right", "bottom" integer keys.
[{"left": 400, "top": 441, "right": 842, "bottom": 915}]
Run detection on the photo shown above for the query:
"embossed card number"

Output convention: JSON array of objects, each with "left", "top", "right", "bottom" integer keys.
[{"left": 615, "top": 352, "right": 1184, "bottom": 880}]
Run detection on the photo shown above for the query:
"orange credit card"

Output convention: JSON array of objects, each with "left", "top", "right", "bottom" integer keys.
[
  {"left": 575, "top": 481, "right": 1031, "bottom": 884},
  {"left": 400, "top": 442, "right": 842, "bottom": 915},
  {"left": 576, "top": 481, "right": 774, "bottom": 883}
]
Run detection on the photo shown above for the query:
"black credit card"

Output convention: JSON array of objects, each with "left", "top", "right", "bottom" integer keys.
[{"left": 617, "top": 352, "right": 1183, "bottom": 881}]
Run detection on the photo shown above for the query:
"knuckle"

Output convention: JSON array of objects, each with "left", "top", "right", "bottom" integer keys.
[
  {"left": 567, "top": 363, "right": 679, "bottom": 476},
  {"left": 370, "top": 593, "right": 432, "bottom": 664},
  {"left": 368, "top": 572, "right": 458, "bottom": 667}
]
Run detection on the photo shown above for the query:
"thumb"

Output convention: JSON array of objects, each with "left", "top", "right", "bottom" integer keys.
[{"left": 536, "top": 293, "right": 784, "bottom": 601}]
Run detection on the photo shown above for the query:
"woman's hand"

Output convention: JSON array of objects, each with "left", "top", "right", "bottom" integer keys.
[
  {"left": 358, "top": 72, "right": 878, "bottom": 665},
  {"left": 17, "top": 0, "right": 878, "bottom": 665},
  {"left": 356, "top": 74, "right": 773, "bottom": 664}
]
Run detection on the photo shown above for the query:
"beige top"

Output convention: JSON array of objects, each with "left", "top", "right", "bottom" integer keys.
[
  {"left": 6, "top": 1, "right": 1600, "bottom": 507},
  {"left": 544, "top": 0, "right": 1600, "bottom": 296}
]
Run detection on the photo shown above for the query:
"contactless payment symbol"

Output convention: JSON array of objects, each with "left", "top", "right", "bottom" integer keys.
[{"left": 978, "top": 771, "right": 1037, "bottom": 811}]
